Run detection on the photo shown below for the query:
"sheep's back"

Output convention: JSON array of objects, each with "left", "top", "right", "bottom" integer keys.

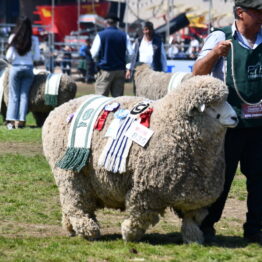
[{"left": 134, "top": 66, "right": 172, "bottom": 99}]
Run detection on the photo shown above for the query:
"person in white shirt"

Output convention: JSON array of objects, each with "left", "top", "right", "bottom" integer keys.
[
  {"left": 5, "top": 16, "right": 40, "bottom": 129},
  {"left": 126, "top": 21, "right": 167, "bottom": 79}
]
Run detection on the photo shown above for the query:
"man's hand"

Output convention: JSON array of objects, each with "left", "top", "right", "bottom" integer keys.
[
  {"left": 213, "top": 40, "right": 232, "bottom": 57},
  {"left": 125, "top": 70, "right": 131, "bottom": 79},
  {"left": 193, "top": 39, "right": 232, "bottom": 75}
]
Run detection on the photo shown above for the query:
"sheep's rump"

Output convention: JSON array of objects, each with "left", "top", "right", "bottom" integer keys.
[
  {"left": 3, "top": 71, "right": 77, "bottom": 113},
  {"left": 0, "top": 61, "right": 77, "bottom": 126}
]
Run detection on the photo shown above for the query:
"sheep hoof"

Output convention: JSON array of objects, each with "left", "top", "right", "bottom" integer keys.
[
  {"left": 121, "top": 219, "right": 145, "bottom": 242},
  {"left": 69, "top": 216, "right": 101, "bottom": 240},
  {"left": 181, "top": 218, "right": 204, "bottom": 244},
  {"left": 67, "top": 231, "right": 76, "bottom": 237}
]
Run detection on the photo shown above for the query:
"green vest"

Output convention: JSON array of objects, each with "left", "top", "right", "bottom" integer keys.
[{"left": 220, "top": 26, "right": 262, "bottom": 128}]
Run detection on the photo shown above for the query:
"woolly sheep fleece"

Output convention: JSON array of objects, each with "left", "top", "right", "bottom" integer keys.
[
  {"left": 1, "top": 61, "right": 77, "bottom": 126},
  {"left": 42, "top": 75, "right": 229, "bottom": 244},
  {"left": 134, "top": 64, "right": 192, "bottom": 99}
]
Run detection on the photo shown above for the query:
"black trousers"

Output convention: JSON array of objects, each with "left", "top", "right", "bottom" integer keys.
[{"left": 202, "top": 127, "right": 262, "bottom": 236}]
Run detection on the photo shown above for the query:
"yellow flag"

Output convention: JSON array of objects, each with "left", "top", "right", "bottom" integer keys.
[
  {"left": 186, "top": 14, "right": 207, "bottom": 28},
  {"left": 41, "top": 8, "right": 52, "bottom": 18}
]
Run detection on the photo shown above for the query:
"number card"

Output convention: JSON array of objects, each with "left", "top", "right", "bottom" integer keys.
[{"left": 125, "top": 121, "right": 154, "bottom": 147}]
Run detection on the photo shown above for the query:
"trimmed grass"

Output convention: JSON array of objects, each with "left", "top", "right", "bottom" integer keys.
[
  {"left": 0, "top": 233, "right": 262, "bottom": 262},
  {"left": 0, "top": 154, "right": 60, "bottom": 225},
  {"left": 0, "top": 146, "right": 260, "bottom": 261},
  {"left": 0, "top": 112, "right": 41, "bottom": 143}
]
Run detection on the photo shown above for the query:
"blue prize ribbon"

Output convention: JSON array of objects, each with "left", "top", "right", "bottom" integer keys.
[{"left": 114, "top": 109, "right": 130, "bottom": 120}]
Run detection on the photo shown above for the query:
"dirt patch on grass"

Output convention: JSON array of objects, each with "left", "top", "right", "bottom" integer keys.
[
  {"left": 0, "top": 142, "right": 43, "bottom": 156},
  {"left": 1, "top": 199, "right": 246, "bottom": 239}
]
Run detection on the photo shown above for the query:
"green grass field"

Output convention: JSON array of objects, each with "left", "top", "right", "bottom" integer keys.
[{"left": 0, "top": 83, "right": 261, "bottom": 262}]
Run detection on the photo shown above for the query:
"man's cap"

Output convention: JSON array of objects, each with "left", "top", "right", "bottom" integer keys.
[
  {"left": 105, "top": 13, "right": 120, "bottom": 22},
  {"left": 235, "top": 0, "right": 262, "bottom": 10}
]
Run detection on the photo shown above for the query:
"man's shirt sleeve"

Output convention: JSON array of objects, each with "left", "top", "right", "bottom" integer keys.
[{"left": 90, "top": 34, "right": 101, "bottom": 59}]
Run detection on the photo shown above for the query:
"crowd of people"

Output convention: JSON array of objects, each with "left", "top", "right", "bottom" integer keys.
[{"left": 1, "top": 0, "right": 262, "bottom": 246}]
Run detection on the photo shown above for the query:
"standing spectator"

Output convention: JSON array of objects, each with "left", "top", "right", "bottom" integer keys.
[
  {"left": 91, "top": 13, "right": 133, "bottom": 97},
  {"left": 61, "top": 45, "right": 72, "bottom": 75},
  {"left": 40, "top": 34, "right": 54, "bottom": 73},
  {"left": 78, "top": 37, "right": 95, "bottom": 83},
  {"left": 127, "top": 21, "right": 167, "bottom": 78},
  {"left": 167, "top": 38, "right": 179, "bottom": 59},
  {"left": 187, "top": 37, "right": 200, "bottom": 59},
  {"left": 193, "top": 0, "right": 262, "bottom": 245},
  {"left": 5, "top": 16, "right": 40, "bottom": 129}
]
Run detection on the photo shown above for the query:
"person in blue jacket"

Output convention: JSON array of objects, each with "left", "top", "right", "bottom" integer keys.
[
  {"left": 78, "top": 37, "right": 95, "bottom": 83},
  {"left": 91, "top": 13, "right": 133, "bottom": 97}
]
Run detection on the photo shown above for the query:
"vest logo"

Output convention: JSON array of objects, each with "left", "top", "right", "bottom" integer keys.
[{"left": 247, "top": 63, "right": 262, "bottom": 79}]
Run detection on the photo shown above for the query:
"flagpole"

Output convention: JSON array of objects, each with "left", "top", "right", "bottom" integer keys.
[
  {"left": 166, "top": 0, "right": 171, "bottom": 43},
  {"left": 77, "top": 0, "right": 80, "bottom": 40},
  {"left": 125, "top": 0, "right": 128, "bottom": 33},
  {"left": 51, "top": 0, "right": 55, "bottom": 72},
  {"left": 208, "top": 0, "right": 213, "bottom": 34}
]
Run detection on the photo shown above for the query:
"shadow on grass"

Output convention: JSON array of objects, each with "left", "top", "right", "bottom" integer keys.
[
  {"left": 97, "top": 233, "right": 250, "bottom": 248},
  {"left": 205, "top": 234, "right": 249, "bottom": 248},
  {"left": 97, "top": 232, "right": 183, "bottom": 245}
]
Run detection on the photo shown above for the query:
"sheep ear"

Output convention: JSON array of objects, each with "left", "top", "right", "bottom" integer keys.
[
  {"left": 198, "top": 104, "right": 206, "bottom": 113},
  {"left": 187, "top": 104, "right": 206, "bottom": 116}
]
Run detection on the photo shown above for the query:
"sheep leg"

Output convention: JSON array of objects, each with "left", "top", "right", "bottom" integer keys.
[
  {"left": 1, "top": 102, "right": 7, "bottom": 123},
  {"left": 181, "top": 208, "right": 208, "bottom": 244},
  {"left": 54, "top": 168, "right": 100, "bottom": 240},
  {"left": 32, "top": 111, "right": 50, "bottom": 127},
  {"left": 121, "top": 192, "right": 160, "bottom": 241}
]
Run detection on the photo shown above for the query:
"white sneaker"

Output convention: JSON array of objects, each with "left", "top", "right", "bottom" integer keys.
[{"left": 6, "top": 123, "right": 14, "bottom": 130}]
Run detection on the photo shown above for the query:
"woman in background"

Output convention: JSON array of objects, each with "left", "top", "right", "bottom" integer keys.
[{"left": 5, "top": 16, "right": 40, "bottom": 129}]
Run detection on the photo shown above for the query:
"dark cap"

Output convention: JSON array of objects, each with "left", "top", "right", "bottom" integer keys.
[
  {"left": 235, "top": 0, "right": 262, "bottom": 10},
  {"left": 106, "top": 13, "right": 120, "bottom": 22}
]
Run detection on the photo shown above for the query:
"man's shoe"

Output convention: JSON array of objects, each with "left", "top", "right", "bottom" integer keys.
[
  {"left": 244, "top": 232, "right": 262, "bottom": 245},
  {"left": 200, "top": 226, "right": 216, "bottom": 243}
]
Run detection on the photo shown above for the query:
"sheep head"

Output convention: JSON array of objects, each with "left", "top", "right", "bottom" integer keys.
[{"left": 162, "top": 75, "right": 237, "bottom": 126}]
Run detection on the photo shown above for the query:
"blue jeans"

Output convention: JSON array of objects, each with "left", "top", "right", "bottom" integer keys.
[{"left": 6, "top": 65, "right": 34, "bottom": 122}]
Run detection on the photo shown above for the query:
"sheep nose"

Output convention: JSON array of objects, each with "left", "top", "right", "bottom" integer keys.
[{"left": 231, "top": 116, "right": 238, "bottom": 121}]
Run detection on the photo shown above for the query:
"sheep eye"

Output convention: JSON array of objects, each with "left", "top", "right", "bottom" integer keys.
[{"left": 216, "top": 114, "right": 221, "bottom": 119}]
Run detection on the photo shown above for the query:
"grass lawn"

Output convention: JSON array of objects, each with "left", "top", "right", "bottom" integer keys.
[{"left": 0, "top": 82, "right": 260, "bottom": 262}]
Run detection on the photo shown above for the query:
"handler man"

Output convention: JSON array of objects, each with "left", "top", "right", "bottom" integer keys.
[
  {"left": 90, "top": 14, "right": 133, "bottom": 97},
  {"left": 193, "top": 0, "right": 262, "bottom": 245}
]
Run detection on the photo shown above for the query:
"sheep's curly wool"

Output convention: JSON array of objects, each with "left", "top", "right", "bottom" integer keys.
[
  {"left": 1, "top": 61, "right": 76, "bottom": 126},
  {"left": 42, "top": 75, "right": 229, "bottom": 244},
  {"left": 134, "top": 64, "right": 192, "bottom": 99}
]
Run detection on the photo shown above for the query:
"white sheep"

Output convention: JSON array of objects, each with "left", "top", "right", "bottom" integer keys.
[
  {"left": 134, "top": 64, "right": 192, "bottom": 99},
  {"left": 42, "top": 75, "right": 238, "bottom": 244},
  {"left": 0, "top": 59, "right": 77, "bottom": 127}
]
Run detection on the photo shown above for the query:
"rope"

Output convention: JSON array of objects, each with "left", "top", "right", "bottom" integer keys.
[{"left": 226, "top": 41, "right": 262, "bottom": 106}]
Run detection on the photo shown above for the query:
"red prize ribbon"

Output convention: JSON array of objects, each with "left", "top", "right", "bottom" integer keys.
[
  {"left": 139, "top": 108, "right": 153, "bottom": 128},
  {"left": 94, "top": 110, "right": 110, "bottom": 131},
  {"left": 94, "top": 102, "right": 120, "bottom": 131}
]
